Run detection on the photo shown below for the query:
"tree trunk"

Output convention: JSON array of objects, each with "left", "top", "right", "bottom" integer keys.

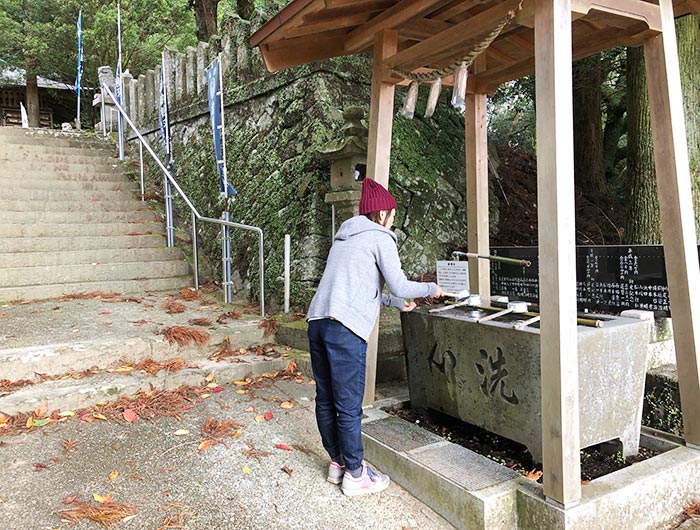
[
  {"left": 25, "top": 60, "right": 40, "bottom": 128},
  {"left": 624, "top": 46, "right": 661, "bottom": 244},
  {"left": 573, "top": 54, "right": 606, "bottom": 202},
  {"left": 192, "top": 0, "right": 219, "bottom": 42},
  {"left": 677, "top": 14, "right": 700, "bottom": 238}
]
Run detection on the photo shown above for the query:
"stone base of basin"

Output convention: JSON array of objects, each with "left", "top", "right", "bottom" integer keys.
[{"left": 362, "top": 406, "right": 700, "bottom": 530}]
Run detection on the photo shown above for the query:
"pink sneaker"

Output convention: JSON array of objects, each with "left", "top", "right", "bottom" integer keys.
[
  {"left": 327, "top": 461, "right": 345, "bottom": 484},
  {"left": 341, "top": 462, "right": 390, "bottom": 496}
]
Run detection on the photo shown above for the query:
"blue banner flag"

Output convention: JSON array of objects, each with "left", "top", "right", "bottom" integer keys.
[
  {"left": 75, "top": 9, "right": 83, "bottom": 124},
  {"left": 74, "top": 10, "right": 83, "bottom": 93},
  {"left": 159, "top": 64, "right": 172, "bottom": 161},
  {"left": 206, "top": 58, "right": 236, "bottom": 197}
]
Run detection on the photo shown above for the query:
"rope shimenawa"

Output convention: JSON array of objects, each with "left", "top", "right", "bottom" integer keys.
[{"left": 390, "top": 1, "right": 524, "bottom": 83}]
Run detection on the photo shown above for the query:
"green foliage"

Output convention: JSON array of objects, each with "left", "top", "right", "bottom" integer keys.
[
  {"left": 0, "top": 0, "right": 196, "bottom": 89},
  {"left": 488, "top": 76, "right": 536, "bottom": 149}
]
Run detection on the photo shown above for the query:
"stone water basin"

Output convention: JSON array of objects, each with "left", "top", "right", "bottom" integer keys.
[{"left": 401, "top": 306, "right": 649, "bottom": 462}]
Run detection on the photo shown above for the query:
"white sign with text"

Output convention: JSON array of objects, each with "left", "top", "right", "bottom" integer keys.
[{"left": 436, "top": 260, "right": 469, "bottom": 293}]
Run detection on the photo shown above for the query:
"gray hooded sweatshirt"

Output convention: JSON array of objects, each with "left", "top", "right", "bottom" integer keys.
[{"left": 307, "top": 215, "right": 438, "bottom": 341}]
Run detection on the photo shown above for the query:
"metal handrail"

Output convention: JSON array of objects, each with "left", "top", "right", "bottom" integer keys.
[{"left": 101, "top": 84, "right": 265, "bottom": 316}]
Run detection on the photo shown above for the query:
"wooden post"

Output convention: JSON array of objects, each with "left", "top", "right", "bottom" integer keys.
[
  {"left": 465, "top": 56, "right": 490, "bottom": 298},
  {"left": 364, "top": 29, "right": 398, "bottom": 406},
  {"left": 644, "top": 0, "right": 700, "bottom": 448},
  {"left": 534, "top": 0, "right": 582, "bottom": 507}
]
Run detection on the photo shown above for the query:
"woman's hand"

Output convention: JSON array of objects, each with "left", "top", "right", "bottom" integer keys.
[
  {"left": 400, "top": 301, "right": 417, "bottom": 312},
  {"left": 432, "top": 285, "right": 444, "bottom": 298}
]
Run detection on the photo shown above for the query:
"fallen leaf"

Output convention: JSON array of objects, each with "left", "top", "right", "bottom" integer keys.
[
  {"left": 295, "top": 378, "right": 304, "bottom": 384},
  {"left": 80, "top": 414, "right": 94, "bottom": 423},
  {"left": 26, "top": 417, "right": 34, "bottom": 429},
  {"left": 275, "top": 444, "right": 293, "bottom": 451},
  {"left": 173, "top": 429, "right": 190, "bottom": 436},
  {"left": 33, "top": 418, "right": 50, "bottom": 427},
  {"left": 198, "top": 440, "right": 211, "bottom": 451},
  {"left": 33, "top": 463, "right": 49, "bottom": 470},
  {"left": 263, "top": 412, "right": 274, "bottom": 421},
  {"left": 58, "top": 411, "right": 75, "bottom": 418},
  {"left": 92, "top": 493, "right": 114, "bottom": 504},
  {"left": 93, "top": 414, "right": 108, "bottom": 421},
  {"left": 233, "top": 381, "right": 247, "bottom": 386},
  {"left": 281, "top": 466, "right": 293, "bottom": 476},
  {"left": 254, "top": 415, "right": 265, "bottom": 423},
  {"left": 114, "top": 366, "right": 134, "bottom": 373},
  {"left": 280, "top": 401, "right": 294, "bottom": 409},
  {"left": 235, "top": 390, "right": 247, "bottom": 395},
  {"left": 122, "top": 409, "right": 137, "bottom": 423},
  {"left": 200, "top": 393, "right": 211, "bottom": 399},
  {"left": 35, "top": 402, "right": 49, "bottom": 418},
  {"left": 244, "top": 407, "right": 255, "bottom": 413},
  {"left": 63, "top": 495, "right": 78, "bottom": 504},
  {"left": 108, "top": 470, "right": 119, "bottom": 481},
  {"left": 205, "top": 373, "right": 214, "bottom": 382},
  {"left": 525, "top": 469, "right": 543, "bottom": 481},
  {"left": 242, "top": 466, "right": 251, "bottom": 474},
  {"left": 211, "top": 386, "right": 224, "bottom": 393}
]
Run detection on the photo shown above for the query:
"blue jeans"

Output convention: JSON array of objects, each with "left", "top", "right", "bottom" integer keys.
[{"left": 308, "top": 318, "right": 367, "bottom": 472}]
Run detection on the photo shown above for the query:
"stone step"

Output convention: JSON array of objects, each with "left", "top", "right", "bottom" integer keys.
[
  {"left": 0, "top": 353, "right": 285, "bottom": 415},
  {"left": 0, "top": 152, "right": 120, "bottom": 166},
  {"left": 0, "top": 128, "right": 114, "bottom": 149},
  {"left": 1, "top": 187, "right": 139, "bottom": 202},
  {"left": 0, "top": 221, "right": 165, "bottom": 239},
  {"left": 0, "top": 199, "right": 149, "bottom": 212},
  {"left": 0, "top": 177, "right": 139, "bottom": 192},
  {"left": 0, "top": 247, "right": 183, "bottom": 268},
  {"left": 0, "top": 170, "right": 129, "bottom": 183},
  {"left": 0, "top": 209, "right": 156, "bottom": 225},
  {"left": 0, "top": 259, "right": 190, "bottom": 287},
  {"left": 0, "top": 159, "right": 121, "bottom": 172},
  {"left": 0, "top": 275, "right": 192, "bottom": 302},
  {"left": 1, "top": 234, "right": 166, "bottom": 253},
  {"left": 0, "top": 143, "right": 115, "bottom": 159}
]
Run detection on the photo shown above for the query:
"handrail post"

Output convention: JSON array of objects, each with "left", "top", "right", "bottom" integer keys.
[
  {"left": 259, "top": 229, "right": 265, "bottom": 316},
  {"left": 192, "top": 212, "right": 199, "bottom": 290},
  {"left": 221, "top": 222, "right": 228, "bottom": 303},
  {"left": 139, "top": 140, "right": 145, "bottom": 201},
  {"left": 284, "top": 234, "right": 290, "bottom": 313}
]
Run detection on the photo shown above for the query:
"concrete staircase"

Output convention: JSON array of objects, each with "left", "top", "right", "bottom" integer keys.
[{"left": 0, "top": 127, "right": 192, "bottom": 301}]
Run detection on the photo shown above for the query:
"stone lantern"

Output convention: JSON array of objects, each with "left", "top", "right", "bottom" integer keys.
[{"left": 316, "top": 106, "right": 368, "bottom": 223}]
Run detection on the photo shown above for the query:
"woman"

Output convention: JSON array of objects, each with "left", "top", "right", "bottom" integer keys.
[{"left": 307, "top": 178, "right": 442, "bottom": 496}]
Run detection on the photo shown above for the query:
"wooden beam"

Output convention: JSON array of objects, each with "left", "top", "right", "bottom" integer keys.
[
  {"left": 432, "top": 0, "right": 489, "bottom": 21},
  {"left": 364, "top": 29, "right": 398, "bottom": 406},
  {"left": 465, "top": 55, "right": 490, "bottom": 299},
  {"left": 383, "top": 0, "right": 523, "bottom": 72},
  {"left": 285, "top": 12, "right": 375, "bottom": 38},
  {"left": 344, "top": 0, "right": 448, "bottom": 53},
  {"left": 571, "top": 0, "right": 662, "bottom": 31},
  {"left": 535, "top": 0, "right": 581, "bottom": 508},
  {"left": 686, "top": 0, "right": 700, "bottom": 14},
  {"left": 303, "top": 0, "right": 395, "bottom": 22},
  {"left": 644, "top": 0, "right": 700, "bottom": 448},
  {"left": 398, "top": 17, "right": 453, "bottom": 40},
  {"left": 259, "top": 29, "right": 350, "bottom": 72}
]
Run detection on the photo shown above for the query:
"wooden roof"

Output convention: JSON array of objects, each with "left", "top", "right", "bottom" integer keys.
[{"left": 250, "top": 0, "right": 700, "bottom": 92}]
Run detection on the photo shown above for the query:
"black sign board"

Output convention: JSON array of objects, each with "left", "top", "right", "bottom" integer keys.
[{"left": 489, "top": 245, "right": 679, "bottom": 317}]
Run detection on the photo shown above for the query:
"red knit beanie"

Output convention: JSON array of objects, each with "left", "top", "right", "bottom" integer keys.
[{"left": 358, "top": 178, "right": 397, "bottom": 215}]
